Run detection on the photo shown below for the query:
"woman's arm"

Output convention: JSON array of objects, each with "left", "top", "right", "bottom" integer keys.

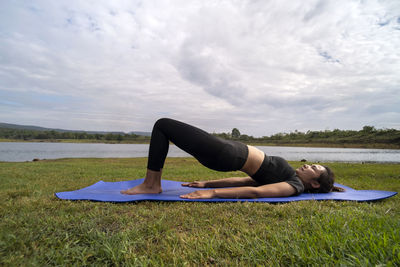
[
  {"left": 180, "top": 182, "right": 296, "bottom": 199},
  {"left": 181, "top": 176, "right": 259, "bottom": 188}
]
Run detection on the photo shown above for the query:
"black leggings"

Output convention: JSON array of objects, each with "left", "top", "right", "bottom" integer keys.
[{"left": 147, "top": 118, "right": 248, "bottom": 172}]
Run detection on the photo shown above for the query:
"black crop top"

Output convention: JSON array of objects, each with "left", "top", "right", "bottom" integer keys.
[{"left": 251, "top": 154, "right": 304, "bottom": 195}]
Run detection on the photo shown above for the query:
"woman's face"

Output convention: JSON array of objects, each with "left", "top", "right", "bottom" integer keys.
[{"left": 296, "top": 164, "right": 326, "bottom": 186}]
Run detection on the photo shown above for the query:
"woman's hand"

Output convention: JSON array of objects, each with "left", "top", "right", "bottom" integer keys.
[
  {"left": 181, "top": 181, "right": 207, "bottom": 188},
  {"left": 180, "top": 189, "right": 216, "bottom": 199}
]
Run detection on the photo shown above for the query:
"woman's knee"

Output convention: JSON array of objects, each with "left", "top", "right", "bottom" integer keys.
[{"left": 153, "top": 118, "right": 173, "bottom": 129}]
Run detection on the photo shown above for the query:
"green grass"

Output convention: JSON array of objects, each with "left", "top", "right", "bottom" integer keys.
[{"left": 1, "top": 158, "right": 399, "bottom": 266}]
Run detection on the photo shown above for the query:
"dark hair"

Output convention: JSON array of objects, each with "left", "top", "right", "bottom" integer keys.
[{"left": 309, "top": 166, "right": 345, "bottom": 193}]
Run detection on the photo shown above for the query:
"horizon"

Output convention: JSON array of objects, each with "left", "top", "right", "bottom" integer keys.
[
  {"left": 1, "top": 1, "right": 399, "bottom": 136},
  {"left": 0, "top": 120, "right": 395, "bottom": 138}
]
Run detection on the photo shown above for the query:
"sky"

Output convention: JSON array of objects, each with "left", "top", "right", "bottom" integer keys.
[{"left": 0, "top": 0, "right": 399, "bottom": 136}]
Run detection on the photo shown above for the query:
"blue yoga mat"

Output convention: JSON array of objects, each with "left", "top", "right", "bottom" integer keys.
[{"left": 55, "top": 179, "right": 397, "bottom": 203}]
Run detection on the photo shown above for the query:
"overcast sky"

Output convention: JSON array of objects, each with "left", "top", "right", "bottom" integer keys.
[{"left": 1, "top": 0, "right": 399, "bottom": 136}]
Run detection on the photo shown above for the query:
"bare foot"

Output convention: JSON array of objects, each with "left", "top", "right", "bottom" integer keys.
[{"left": 120, "top": 183, "right": 162, "bottom": 195}]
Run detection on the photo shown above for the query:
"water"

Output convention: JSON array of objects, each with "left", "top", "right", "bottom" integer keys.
[
  {"left": 0, "top": 142, "right": 190, "bottom": 162},
  {"left": 255, "top": 146, "right": 400, "bottom": 163},
  {"left": 0, "top": 142, "right": 399, "bottom": 163}
]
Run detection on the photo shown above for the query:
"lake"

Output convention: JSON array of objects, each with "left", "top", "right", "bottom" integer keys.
[{"left": 1, "top": 142, "right": 400, "bottom": 163}]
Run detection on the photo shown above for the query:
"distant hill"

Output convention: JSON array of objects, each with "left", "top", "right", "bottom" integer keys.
[{"left": 0, "top": 122, "right": 151, "bottom": 136}]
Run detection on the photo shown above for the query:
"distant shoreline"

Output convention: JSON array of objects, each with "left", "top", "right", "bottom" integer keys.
[{"left": 1, "top": 138, "right": 399, "bottom": 149}]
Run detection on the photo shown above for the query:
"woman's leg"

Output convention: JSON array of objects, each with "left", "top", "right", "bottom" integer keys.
[
  {"left": 121, "top": 118, "right": 244, "bottom": 195},
  {"left": 147, "top": 118, "right": 231, "bottom": 171}
]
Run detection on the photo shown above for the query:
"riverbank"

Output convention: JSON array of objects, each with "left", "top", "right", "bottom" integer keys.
[
  {"left": 1, "top": 138, "right": 399, "bottom": 149},
  {"left": 1, "top": 158, "right": 399, "bottom": 265},
  {"left": 0, "top": 138, "right": 148, "bottom": 144}
]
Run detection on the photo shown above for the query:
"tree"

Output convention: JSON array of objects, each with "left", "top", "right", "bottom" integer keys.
[
  {"left": 231, "top": 128, "right": 241, "bottom": 139},
  {"left": 362, "top": 126, "right": 376, "bottom": 133},
  {"left": 105, "top": 133, "right": 114, "bottom": 141}
]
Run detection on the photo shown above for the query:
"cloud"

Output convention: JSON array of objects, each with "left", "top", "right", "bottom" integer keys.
[{"left": 0, "top": 0, "right": 399, "bottom": 135}]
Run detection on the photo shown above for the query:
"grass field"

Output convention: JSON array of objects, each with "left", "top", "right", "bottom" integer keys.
[{"left": 1, "top": 158, "right": 399, "bottom": 266}]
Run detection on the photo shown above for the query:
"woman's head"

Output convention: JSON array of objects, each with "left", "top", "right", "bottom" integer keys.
[{"left": 296, "top": 164, "right": 340, "bottom": 193}]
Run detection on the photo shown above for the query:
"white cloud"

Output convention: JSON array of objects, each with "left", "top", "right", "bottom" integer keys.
[{"left": 0, "top": 0, "right": 399, "bottom": 135}]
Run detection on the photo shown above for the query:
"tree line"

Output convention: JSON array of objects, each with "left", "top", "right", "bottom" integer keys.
[
  {"left": 1, "top": 125, "right": 399, "bottom": 146},
  {"left": 213, "top": 126, "right": 400, "bottom": 146},
  {"left": 0, "top": 128, "right": 149, "bottom": 142}
]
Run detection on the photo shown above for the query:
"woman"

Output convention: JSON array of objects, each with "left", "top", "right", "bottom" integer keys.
[{"left": 121, "top": 118, "right": 342, "bottom": 199}]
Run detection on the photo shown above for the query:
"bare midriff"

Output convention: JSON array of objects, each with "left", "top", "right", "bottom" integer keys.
[{"left": 240, "top": 145, "right": 265, "bottom": 176}]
